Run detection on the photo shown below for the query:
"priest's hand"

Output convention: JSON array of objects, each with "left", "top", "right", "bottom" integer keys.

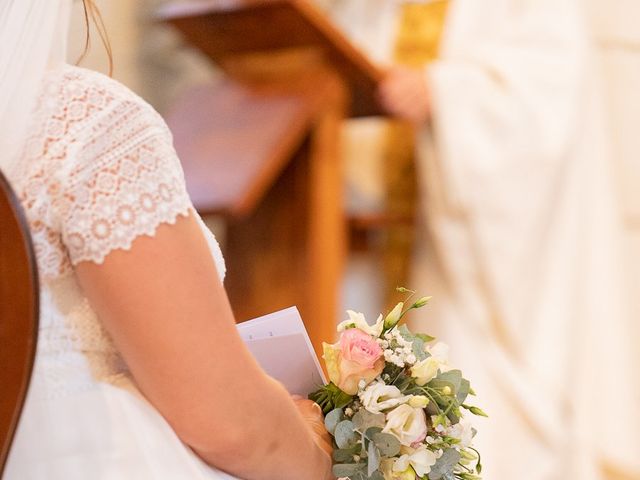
[{"left": 378, "top": 66, "right": 431, "bottom": 125}]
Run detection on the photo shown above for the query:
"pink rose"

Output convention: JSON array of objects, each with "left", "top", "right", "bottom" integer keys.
[
  {"left": 323, "top": 329, "right": 384, "bottom": 395},
  {"left": 340, "top": 328, "right": 383, "bottom": 369}
]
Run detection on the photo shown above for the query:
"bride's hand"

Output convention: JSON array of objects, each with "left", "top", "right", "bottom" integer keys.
[{"left": 293, "top": 397, "right": 334, "bottom": 458}]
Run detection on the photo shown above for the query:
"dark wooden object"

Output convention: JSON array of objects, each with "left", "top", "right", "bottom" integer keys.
[
  {"left": 158, "top": 0, "right": 383, "bottom": 117},
  {"left": 0, "top": 172, "right": 39, "bottom": 475}
]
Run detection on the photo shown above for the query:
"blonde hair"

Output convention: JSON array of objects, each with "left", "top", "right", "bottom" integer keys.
[{"left": 77, "top": 0, "right": 113, "bottom": 76}]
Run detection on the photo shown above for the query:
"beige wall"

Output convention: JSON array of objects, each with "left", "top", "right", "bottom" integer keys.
[
  {"left": 67, "top": 0, "right": 218, "bottom": 112},
  {"left": 68, "top": 0, "right": 142, "bottom": 92}
]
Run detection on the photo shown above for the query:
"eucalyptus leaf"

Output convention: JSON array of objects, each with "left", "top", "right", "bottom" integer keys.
[
  {"left": 333, "top": 463, "right": 365, "bottom": 478},
  {"left": 438, "top": 370, "right": 463, "bottom": 389},
  {"left": 325, "top": 408, "right": 344, "bottom": 435},
  {"left": 431, "top": 369, "right": 463, "bottom": 394},
  {"left": 335, "top": 420, "right": 357, "bottom": 449},
  {"left": 429, "top": 448, "right": 462, "bottom": 479},
  {"left": 412, "top": 337, "right": 428, "bottom": 361},
  {"left": 353, "top": 409, "right": 386, "bottom": 432},
  {"left": 367, "top": 441, "right": 380, "bottom": 476},
  {"left": 333, "top": 444, "right": 361, "bottom": 463},
  {"left": 457, "top": 378, "right": 471, "bottom": 404},
  {"left": 372, "top": 432, "right": 401, "bottom": 457},
  {"left": 368, "top": 471, "right": 385, "bottom": 480},
  {"left": 426, "top": 400, "right": 440, "bottom": 416},
  {"left": 398, "top": 324, "right": 414, "bottom": 342},
  {"left": 364, "top": 426, "right": 383, "bottom": 440}
]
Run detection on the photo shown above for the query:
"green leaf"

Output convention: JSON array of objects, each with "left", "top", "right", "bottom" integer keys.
[
  {"left": 353, "top": 409, "right": 386, "bottom": 432},
  {"left": 333, "top": 463, "right": 365, "bottom": 478},
  {"left": 429, "top": 448, "right": 462, "bottom": 479},
  {"left": 333, "top": 444, "right": 361, "bottom": 463},
  {"left": 364, "top": 426, "right": 383, "bottom": 441},
  {"left": 398, "top": 324, "right": 415, "bottom": 342},
  {"left": 412, "top": 337, "right": 428, "bottom": 361},
  {"left": 325, "top": 408, "right": 345, "bottom": 435},
  {"left": 430, "top": 369, "right": 463, "bottom": 394},
  {"left": 457, "top": 378, "right": 471, "bottom": 404},
  {"left": 335, "top": 420, "right": 357, "bottom": 449},
  {"left": 367, "top": 441, "right": 380, "bottom": 477},
  {"left": 309, "top": 383, "right": 354, "bottom": 414},
  {"left": 416, "top": 334, "right": 435, "bottom": 344},
  {"left": 368, "top": 471, "right": 385, "bottom": 480},
  {"left": 372, "top": 432, "right": 401, "bottom": 457}
]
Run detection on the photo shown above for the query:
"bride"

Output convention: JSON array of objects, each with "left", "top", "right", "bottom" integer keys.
[{"left": 0, "top": 1, "right": 333, "bottom": 479}]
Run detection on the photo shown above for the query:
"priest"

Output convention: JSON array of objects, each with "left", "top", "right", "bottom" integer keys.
[{"left": 319, "top": 0, "right": 640, "bottom": 478}]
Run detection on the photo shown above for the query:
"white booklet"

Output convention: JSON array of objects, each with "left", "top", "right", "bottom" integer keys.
[{"left": 237, "top": 307, "right": 327, "bottom": 395}]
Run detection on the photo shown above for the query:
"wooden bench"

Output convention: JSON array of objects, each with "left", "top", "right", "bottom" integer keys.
[{"left": 0, "top": 171, "right": 39, "bottom": 475}]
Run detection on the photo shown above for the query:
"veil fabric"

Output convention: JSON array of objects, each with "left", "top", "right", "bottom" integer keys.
[{"left": 0, "top": 0, "right": 72, "bottom": 176}]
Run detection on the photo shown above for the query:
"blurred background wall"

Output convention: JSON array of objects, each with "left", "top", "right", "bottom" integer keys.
[{"left": 587, "top": 0, "right": 640, "bottom": 346}]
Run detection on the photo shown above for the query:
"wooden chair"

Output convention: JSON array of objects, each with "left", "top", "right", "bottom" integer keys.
[{"left": 0, "top": 171, "right": 39, "bottom": 475}]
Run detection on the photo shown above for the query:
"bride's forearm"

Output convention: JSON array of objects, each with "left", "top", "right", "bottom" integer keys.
[{"left": 184, "top": 378, "right": 333, "bottom": 480}]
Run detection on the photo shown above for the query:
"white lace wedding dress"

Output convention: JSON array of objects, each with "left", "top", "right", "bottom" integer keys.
[{"left": 4, "top": 64, "right": 238, "bottom": 479}]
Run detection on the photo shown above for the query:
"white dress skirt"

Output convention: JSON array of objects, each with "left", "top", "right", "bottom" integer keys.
[{"left": 4, "top": 64, "right": 238, "bottom": 479}]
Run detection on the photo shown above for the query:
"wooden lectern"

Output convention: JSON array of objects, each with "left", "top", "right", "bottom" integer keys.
[{"left": 160, "top": 0, "right": 383, "bottom": 356}]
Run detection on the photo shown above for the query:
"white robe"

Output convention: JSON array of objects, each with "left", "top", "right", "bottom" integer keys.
[{"left": 322, "top": 0, "right": 640, "bottom": 478}]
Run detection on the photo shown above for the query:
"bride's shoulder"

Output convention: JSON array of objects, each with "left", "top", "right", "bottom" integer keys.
[{"left": 42, "top": 63, "right": 167, "bottom": 137}]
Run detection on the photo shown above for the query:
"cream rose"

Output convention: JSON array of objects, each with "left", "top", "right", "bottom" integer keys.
[
  {"left": 382, "top": 404, "right": 427, "bottom": 446},
  {"left": 358, "top": 381, "right": 412, "bottom": 414}
]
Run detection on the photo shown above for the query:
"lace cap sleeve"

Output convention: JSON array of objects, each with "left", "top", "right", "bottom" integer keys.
[{"left": 57, "top": 77, "right": 193, "bottom": 266}]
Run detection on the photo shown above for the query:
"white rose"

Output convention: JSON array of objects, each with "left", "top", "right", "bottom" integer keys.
[
  {"left": 447, "top": 418, "right": 475, "bottom": 448},
  {"left": 338, "top": 310, "right": 384, "bottom": 337},
  {"left": 382, "top": 404, "right": 427, "bottom": 446},
  {"left": 410, "top": 356, "right": 442, "bottom": 386},
  {"left": 359, "top": 381, "right": 412, "bottom": 414},
  {"left": 393, "top": 446, "right": 438, "bottom": 477}
]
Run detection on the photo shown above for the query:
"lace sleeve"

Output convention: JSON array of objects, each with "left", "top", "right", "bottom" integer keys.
[{"left": 57, "top": 89, "right": 193, "bottom": 266}]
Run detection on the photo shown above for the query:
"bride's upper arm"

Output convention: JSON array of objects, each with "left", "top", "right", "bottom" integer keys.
[{"left": 74, "top": 212, "right": 267, "bottom": 446}]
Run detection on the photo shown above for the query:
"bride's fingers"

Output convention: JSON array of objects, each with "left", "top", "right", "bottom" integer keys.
[
  {"left": 294, "top": 398, "right": 324, "bottom": 421},
  {"left": 293, "top": 399, "right": 333, "bottom": 454}
]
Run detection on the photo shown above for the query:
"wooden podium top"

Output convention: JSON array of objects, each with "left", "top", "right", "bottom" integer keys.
[
  {"left": 158, "top": 0, "right": 383, "bottom": 117},
  {"left": 165, "top": 72, "right": 345, "bottom": 216}
]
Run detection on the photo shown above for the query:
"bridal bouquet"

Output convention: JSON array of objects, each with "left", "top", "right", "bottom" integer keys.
[{"left": 309, "top": 289, "right": 486, "bottom": 480}]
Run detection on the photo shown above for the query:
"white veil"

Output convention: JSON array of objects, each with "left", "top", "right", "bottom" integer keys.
[{"left": 0, "top": 0, "right": 72, "bottom": 177}]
